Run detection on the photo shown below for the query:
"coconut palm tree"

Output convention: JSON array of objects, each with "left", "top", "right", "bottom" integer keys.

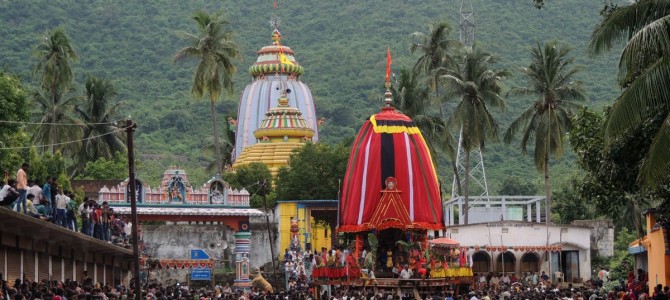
[
  {"left": 32, "top": 88, "right": 83, "bottom": 155},
  {"left": 411, "top": 22, "right": 458, "bottom": 118},
  {"left": 72, "top": 76, "right": 126, "bottom": 175},
  {"left": 411, "top": 23, "right": 462, "bottom": 194},
  {"left": 442, "top": 46, "right": 508, "bottom": 224},
  {"left": 392, "top": 67, "right": 455, "bottom": 162},
  {"left": 504, "top": 42, "right": 587, "bottom": 224},
  {"left": 589, "top": 0, "right": 670, "bottom": 188},
  {"left": 174, "top": 11, "right": 241, "bottom": 174},
  {"left": 32, "top": 27, "right": 77, "bottom": 105}
]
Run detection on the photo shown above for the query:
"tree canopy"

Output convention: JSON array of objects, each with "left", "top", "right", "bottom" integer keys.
[
  {"left": 0, "top": 71, "right": 29, "bottom": 174},
  {"left": 275, "top": 143, "right": 350, "bottom": 201}
]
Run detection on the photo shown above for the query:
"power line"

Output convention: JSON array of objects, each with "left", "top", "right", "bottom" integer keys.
[
  {"left": 0, "top": 120, "right": 124, "bottom": 126},
  {"left": 0, "top": 126, "right": 130, "bottom": 150}
]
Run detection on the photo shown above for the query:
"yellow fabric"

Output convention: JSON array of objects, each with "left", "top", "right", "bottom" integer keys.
[
  {"left": 279, "top": 53, "right": 294, "bottom": 66},
  {"left": 430, "top": 267, "right": 473, "bottom": 278},
  {"left": 369, "top": 115, "right": 421, "bottom": 134}
]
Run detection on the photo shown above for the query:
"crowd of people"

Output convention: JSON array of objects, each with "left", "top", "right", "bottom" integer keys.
[
  {"left": 283, "top": 248, "right": 316, "bottom": 294},
  {"left": 0, "top": 163, "right": 132, "bottom": 247},
  {"left": 3, "top": 269, "right": 670, "bottom": 300}
]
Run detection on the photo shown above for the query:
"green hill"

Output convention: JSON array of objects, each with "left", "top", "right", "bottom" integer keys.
[{"left": 0, "top": 0, "right": 620, "bottom": 191}]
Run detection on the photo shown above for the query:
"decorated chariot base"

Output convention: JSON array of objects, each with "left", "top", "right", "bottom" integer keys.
[{"left": 309, "top": 235, "right": 473, "bottom": 283}]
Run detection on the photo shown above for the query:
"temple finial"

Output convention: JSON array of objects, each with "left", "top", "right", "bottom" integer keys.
[
  {"left": 384, "top": 47, "right": 393, "bottom": 106},
  {"left": 271, "top": 15, "right": 280, "bottom": 32}
]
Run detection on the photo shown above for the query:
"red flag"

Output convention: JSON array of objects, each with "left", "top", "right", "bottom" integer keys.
[
  {"left": 385, "top": 47, "right": 392, "bottom": 82},
  {"left": 274, "top": 0, "right": 277, "bottom": 9}
]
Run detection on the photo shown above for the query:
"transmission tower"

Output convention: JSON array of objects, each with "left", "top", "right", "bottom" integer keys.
[
  {"left": 459, "top": 0, "right": 475, "bottom": 48},
  {"left": 452, "top": 0, "right": 489, "bottom": 201}
]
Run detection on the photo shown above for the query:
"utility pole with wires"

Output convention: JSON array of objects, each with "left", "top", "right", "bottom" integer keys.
[
  {"left": 125, "top": 119, "right": 141, "bottom": 300},
  {"left": 258, "top": 179, "right": 279, "bottom": 289}
]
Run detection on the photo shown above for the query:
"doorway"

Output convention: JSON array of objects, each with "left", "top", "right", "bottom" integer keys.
[
  {"left": 562, "top": 250, "right": 580, "bottom": 281},
  {"left": 496, "top": 251, "right": 516, "bottom": 275},
  {"left": 472, "top": 251, "right": 491, "bottom": 273},
  {"left": 520, "top": 252, "right": 540, "bottom": 273},
  {"left": 551, "top": 250, "right": 580, "bottom": 282}
]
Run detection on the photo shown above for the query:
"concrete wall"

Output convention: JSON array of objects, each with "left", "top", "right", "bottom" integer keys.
[
  {"left": 249, "top": 214, "right": 278, "bottom": 270},
  {"left": 447, "top": 221, "right": 592, "bottom": 281},
  {"left": 570, "top": 220, "right": 615, "bottom": 258},
  {"left": 142, "top": 224, "right": 235, "bottom": 261},
  {"left": 141, "top": 222, "right": 275, "bottom": 285},
  {"left": 142, "top": 223, "right": 239, "bottom": 285}
]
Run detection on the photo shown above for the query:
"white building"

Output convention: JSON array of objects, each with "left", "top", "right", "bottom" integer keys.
[
  {"left": 447, "top": 221, "right": 592, "bottom": 282},
  {"left": 443, "top": 196, "right": 601, "bottom": 283}
]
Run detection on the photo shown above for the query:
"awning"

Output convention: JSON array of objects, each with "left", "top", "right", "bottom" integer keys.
[
  {"left": 0, "top": 208, "right": 133, "bottom": 259},
  {"left": 628, "top": 246, "right": 647, "bottom": 255},
  {"left": 111, "top": 206, "right": 265, "bottom": 217}
]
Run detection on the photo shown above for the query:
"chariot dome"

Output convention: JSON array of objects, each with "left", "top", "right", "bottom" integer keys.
[{"left": 338, "top": 63, "right": 444, "bottom": 232}]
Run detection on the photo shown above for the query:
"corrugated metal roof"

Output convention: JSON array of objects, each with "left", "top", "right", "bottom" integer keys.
[{"left": 111, "top": 206, "right": 265, "bottom": 217}]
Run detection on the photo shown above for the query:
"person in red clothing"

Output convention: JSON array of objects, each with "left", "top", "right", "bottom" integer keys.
[{"left": 92, "top": 203, "right": 103, "bottom": 239}]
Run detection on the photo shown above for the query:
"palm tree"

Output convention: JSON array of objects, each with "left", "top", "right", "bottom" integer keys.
[
  {"left": 392, "top": 67, "right": 455, "bottom": 162},
  {"left": 411, "top": 22, "right": 458, "bottom": 118},
  {"left": 442, "top": 46, "right": 508, "bottom": 224},
  {"left": 174, "top": 11, "right": 241, "bottom": 174},
  {"left": 72, "top": 76, "right": 126, "bottom": 175},
  {"left": 32, "top": 88, "right": 83, "bottom": 154},
  {"left": 504, "top": 42, "right": 587, "bottom": 224},
  {"left": 32, "top": 27, "right": 77, "bottom": 106},
  {"left": 589, "top": 0, "right": 670, "bottom": 188},
  {"left": 411, "top": 22, "right": 462, "bottom": 194}
]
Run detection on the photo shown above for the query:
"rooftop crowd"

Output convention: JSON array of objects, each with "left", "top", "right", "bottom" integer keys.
[{"left": 0, "top": 163, "right": 132, "bottom": 247}]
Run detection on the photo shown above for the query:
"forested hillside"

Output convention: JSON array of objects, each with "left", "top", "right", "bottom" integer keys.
[{"left": 0, "top": 0, "right": 620, "bottom": 190}]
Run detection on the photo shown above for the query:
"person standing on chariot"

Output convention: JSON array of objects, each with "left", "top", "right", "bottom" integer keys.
[{"left": 386, "top": 249, "right": 393, "bottom": 271}]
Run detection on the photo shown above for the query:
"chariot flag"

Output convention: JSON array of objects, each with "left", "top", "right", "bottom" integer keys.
[
  {"left": 279, "top": 53, "right": 294, "bottom": 66},
  {"left": 385, "top": 47, "right": 392, "bottom": 82}
]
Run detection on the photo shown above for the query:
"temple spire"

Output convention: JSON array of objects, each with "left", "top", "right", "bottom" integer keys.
[{"left": 384, "top": 47, "right": 393, "bottom": 107}]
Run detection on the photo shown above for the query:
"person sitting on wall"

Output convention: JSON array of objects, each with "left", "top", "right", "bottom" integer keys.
[
  {"left": 23, "top": 194, "right": 46, "bottom": 219},
  {"left": 0, "top": 179, "right": 19, "bottom": 207}
]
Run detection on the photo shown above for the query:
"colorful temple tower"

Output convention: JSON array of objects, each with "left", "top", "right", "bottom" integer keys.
[
  {"left": 233, "top": 26, "right": 318, "bottom": 163},
  {"left": 232, "top": 92, "right": 314, "bottom": 178}
]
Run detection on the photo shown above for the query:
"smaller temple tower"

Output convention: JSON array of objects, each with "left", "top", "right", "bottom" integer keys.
[{"left": 233, "top": 92, "right": 314, "bottom": 178}]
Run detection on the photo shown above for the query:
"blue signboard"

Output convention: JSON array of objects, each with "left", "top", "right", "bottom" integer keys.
[
  {"left": 190, "top": 268, "right": 211, "bottom": 281},
  {"left": 190, "top": 249, "right": 210, "bottom": 260}
]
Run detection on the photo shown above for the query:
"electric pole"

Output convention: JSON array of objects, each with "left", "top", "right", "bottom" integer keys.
[
  {"left": 261, "top": 179, "right": 279, "bottom": 289},
  {"left": 126, "top": 119, "right": 141, "bottom": 300}
]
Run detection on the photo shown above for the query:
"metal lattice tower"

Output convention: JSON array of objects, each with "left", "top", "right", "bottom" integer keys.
[
  {"left": 452, "top": 0, "right": 489, "bottom": 200},
  {"left": 459, "top": 0, "right": 475, "bottom": 48}
]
